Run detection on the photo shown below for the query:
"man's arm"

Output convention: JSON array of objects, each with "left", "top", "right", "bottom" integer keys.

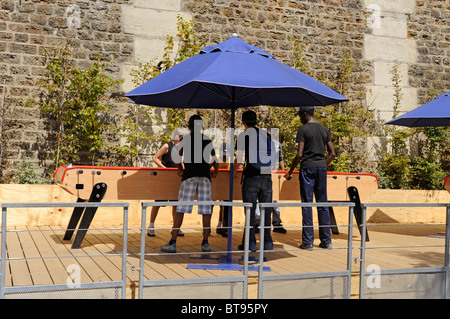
[
  {"left": 233, "top": 149, "right": 244, "bottom": 179},
  {"left": 325, "top": 140, "right": 336, "bottom": 166},
  {"left": 152, "top": 143, "right": 169, "bottom": 168},
  {"left": 210, "top": 148, "right": 219, "bottom": 178},
  {"left": 284, "top": 142, "right": 304, "bottom": 180},
  {"left": 173, "top": 137, "right": 184, "bottom": 175}
]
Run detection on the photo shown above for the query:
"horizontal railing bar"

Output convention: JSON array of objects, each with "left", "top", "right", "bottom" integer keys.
[
  {"left": 141, "top": 200, "right": 252, "bottom": 208},
  {"left": 361, "top": 267, "right": 448, "bottom": 276},
  {"left": 1, "top": 202, "right": 129, "bottom": 208},
  {"left": 362, "top": 203, "right": 450, "bottom": 208},
  {"left": 263, "top": 270, "right": 350, "bottom": 281},
  {"left": 4, "top": 281, "right": 124, "bottom": 294},
  {"left": 259, "top": 202, "right": 355, "bottom": 208},
  {"left": 142, "top": 276, "right": 245, "bottom": 287}
]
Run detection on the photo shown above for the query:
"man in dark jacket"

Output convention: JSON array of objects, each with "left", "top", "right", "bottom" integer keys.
[{"left": 234, "top": 110, "right": 274, "bottom": 251}]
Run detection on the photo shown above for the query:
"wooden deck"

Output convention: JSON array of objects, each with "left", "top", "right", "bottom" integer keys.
[{"left": 1, "top": 222, "right": 448, "bottom": 298}]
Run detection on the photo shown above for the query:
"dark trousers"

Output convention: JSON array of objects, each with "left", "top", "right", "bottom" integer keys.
[
  {"left": 242, "top": 175, "right": 273, "bottom": 246},
  {"left": 299, "top": 167, "right": 331, "bottom": 245}
]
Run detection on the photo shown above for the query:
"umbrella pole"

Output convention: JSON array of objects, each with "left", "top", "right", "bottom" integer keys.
[{"left": 227, "top": 107, "right": 235, "bottom": 262}]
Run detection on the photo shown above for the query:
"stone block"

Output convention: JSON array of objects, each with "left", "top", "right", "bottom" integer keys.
[
  {"left": 122, "top": 6, "right": 189, "bottom": 37},
  {"left": 366, "top": 85, "right": 418, "bottom": 121},
  {"left": 363, "top": 0, "right": 416, "bottom": 14},
  {"left": 371, "top": 12, "right": 407, "bottom": 39},
  {"left": 373, "top": 62, "right": 409, "bottom": 87},
  {"left": 133, "top": 0, "right": 181, "bottom": 11},
  {"left": 364, "top": 34, "right": 416, "bottom": 63}
]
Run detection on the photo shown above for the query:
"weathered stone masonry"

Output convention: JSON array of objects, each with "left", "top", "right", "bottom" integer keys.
[{"left": 0, "top": 0, "right": 449, "bottom": 170}]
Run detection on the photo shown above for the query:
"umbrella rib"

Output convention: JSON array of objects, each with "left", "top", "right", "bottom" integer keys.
[
  {"left": 187, "top": 85, "right": 201, "bottom": 107},
  {"left": 197, "top": 82, "right": 231, "bottom": 101},
  {"left": 301, "top": 88, "right": 327, "bottom": 106},
  {"left": 236, "top": 88, "right": 261, "bottom": 102},
  {"left": 255, "top": 90, "right": 262, "bottom": 105}
]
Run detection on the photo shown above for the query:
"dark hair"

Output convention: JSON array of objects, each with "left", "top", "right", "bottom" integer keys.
[
  {"left": 241, "top": 110, "right": 258, "bottom": 126},
  {"left": 188, "top": 114, "right": 202, "bottom": 130},
  {"left": 297, "top": 106, "right": 314, "bottom": 117}
]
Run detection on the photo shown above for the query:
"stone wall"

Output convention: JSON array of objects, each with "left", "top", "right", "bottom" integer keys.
[
  {"left": 184, "top": 0, "right": 371, "bottom": 80},
  {"left": 408, "top": 0, "right": 450, "bottom": 104},
  {"left": 0, "top": 0, "right": 135, "bottom": 169},
  {"left": 0, "top": 0, "right": 449, "bottom": 175}
]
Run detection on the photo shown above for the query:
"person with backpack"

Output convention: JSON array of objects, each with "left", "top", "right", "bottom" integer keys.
[{"left": 234, "top": 110, "right": 275, "bottom": 251}]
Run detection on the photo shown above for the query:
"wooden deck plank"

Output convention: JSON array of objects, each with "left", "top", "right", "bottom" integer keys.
[
  {"left": 49, "top": 226, "right": 110, "bottom": 283},
  {"left": 363, "top": 225, "right": 446, "bottom": 269},
  {"left": 2, "top": 223, "right": 449, "bottom": 299},
  {"left": 138, "top": 226, "right": 254, "bottom": 278},
  {"left": 17, "top": 228, "right": 54, "bottom": 286},
  {"left": 81, "top": 229, "right": 125, "bottom": 282},
  {"left": 27, "top": 226, "right": 69, "bottom": 285},
  {"left": 95, "top": 225, "right": 169, "bottom": 281},
  {"left": 38, "top": 226, "right": 93, "bottom": 284},
  {"left": 88, "top": 227, "right": 141, "bottom": 283},
  {"left": 131, "top": 228, "right": 202, "bottom": 280},
  {"left": 6, "top": 229, "right": 33, "bottom": 286},
  {"left": 154, "top": 227, "right": 238, "bottom": 277},
  {"left": 96, "top": 225, "right": 170, "bottom": 281}
]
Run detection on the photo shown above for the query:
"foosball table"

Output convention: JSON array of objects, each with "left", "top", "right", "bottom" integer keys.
[{"left": 55, "top": 165, "right": 379, "bottom": 248}]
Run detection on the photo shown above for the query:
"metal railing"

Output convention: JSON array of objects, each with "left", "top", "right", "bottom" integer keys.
[
  {"left": 138, "top": 200, "right": 253, "bottom": 299},
  {"left": 258, "top": 201, "right": 356, "bottom": 299},
  {"left": 358, "top": 203, "right": 450, "bottom": 299},
  {"left": 1, "top": 200, "right": 449, "bottom": 299},
  {"left": 0, "top": 202, "right": 129, "bottom": 299}
]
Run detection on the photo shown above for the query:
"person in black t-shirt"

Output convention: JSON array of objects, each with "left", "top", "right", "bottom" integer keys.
[
  {"left": 147, "top": 129, "right": 184, "bottom": 237},
  {"left": 161, "top": 115, "right": 219, "bottom": 254},
  {"left": 285, "top": 107, "right": 336, "bottom": 250},
  {"left": 234, "top": 110, "right": 274, "bottom": 252}
]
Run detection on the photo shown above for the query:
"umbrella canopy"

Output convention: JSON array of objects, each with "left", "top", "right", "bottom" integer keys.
[
  {"left": 386, "top": 91, "right": 450, "bottom": 127},
  {"left": 125, "top": 35, "right": 348, "bottom": 262},
  {"left": 125, "top": 35, "right": 348, "bottom": 108}
]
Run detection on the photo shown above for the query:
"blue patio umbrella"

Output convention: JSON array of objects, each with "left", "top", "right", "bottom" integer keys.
[
  {"left": 126, "top": 35, "right": 347, "bottom": 109},
  {"left": 386, "top": 91, "right": 450, "bottom": 127},
  {"left": 126, "top": 35, "right": 348, "bottom": 265}
]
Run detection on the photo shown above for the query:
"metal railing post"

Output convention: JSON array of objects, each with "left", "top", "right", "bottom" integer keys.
[
  {"left": 346, "top": 206, "right": 354, "bottom": 299},
  {"left": 444, "top": 205, "right": 450, "bottom": 299},
  {"left": 0, "top": 206, "right": 6, "bottom": 299},
  {"left": 138, "top": 205, "right": 147, "bottom": 299},
  {"left": 121, "top": 205, "right": 129, "bottom": 299},
  {"left": 358, "top": 204, "right": 367, "bottom": 299},
  {"left": 258, "top": 206, "right": 265, "bottom": 299},
  {"left": 243, "top": 206, "right": 251, "bottom": 299}
]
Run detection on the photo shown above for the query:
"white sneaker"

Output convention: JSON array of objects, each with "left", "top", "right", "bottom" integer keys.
[{"left": 147, "top": 228, "right": 155, "bottom": 237}]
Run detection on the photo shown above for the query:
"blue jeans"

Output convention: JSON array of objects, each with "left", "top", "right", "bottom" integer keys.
[
  {"left": 299, "top": 167, "right": 331, "bottom": 245},
  {"left": 242, "top": 175, "right": 273, "bottom": 246}
]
